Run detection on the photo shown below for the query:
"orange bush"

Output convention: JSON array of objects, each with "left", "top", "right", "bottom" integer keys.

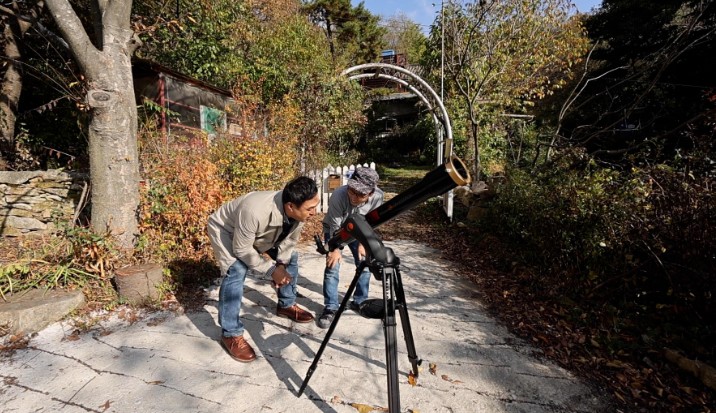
[
  {"left": 139, "top": 145, "right": 226, "bottom": 260},
  {"left": 138, "top": 129, "right": 298, "bottom": 262},
  {"left": 137, "top": 82, "right": 305, "bottom": 262}
]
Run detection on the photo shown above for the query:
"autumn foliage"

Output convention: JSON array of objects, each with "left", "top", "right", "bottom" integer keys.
[{"left": 138, "top": 130, "right": 297, "bottom": 262}]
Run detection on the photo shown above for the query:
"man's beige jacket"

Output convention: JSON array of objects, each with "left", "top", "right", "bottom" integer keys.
[{"left": 207, "top": 191, "right": 302, "bottom": 275}]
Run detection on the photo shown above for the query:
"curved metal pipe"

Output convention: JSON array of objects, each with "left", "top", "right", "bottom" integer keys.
[
  {"left": 342, "top": 63, "right": 453, "bottom": 157},
  {"left": 347, "top": 73, "right": 443, "bottom": 144}
]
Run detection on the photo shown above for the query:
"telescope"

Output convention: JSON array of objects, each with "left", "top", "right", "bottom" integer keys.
[
  {"left": 301, "top": 155, "right": 471, "bottom": 412},
  {"left": 316, "top": 155, "right": 471, "bottom": 254}
]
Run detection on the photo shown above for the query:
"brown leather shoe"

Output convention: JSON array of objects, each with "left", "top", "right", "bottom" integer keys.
[
  {"left": 221, "top": 336, "right": 256, "bottom": 363},
  {"left": 276, "top": 304, "right": 315, "bottom": 323}
]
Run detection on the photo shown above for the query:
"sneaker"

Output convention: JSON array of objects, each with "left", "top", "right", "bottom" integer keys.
[
  {"left": 349, "top": 301, "right": 362, "bottom": 313},
  {"left": 221, "top": 336, "right": 257, "bottom": 363},
  {"left": 276, "top": 304, "right": 314, "bottom": 323},
  {"left": 317, "top": 308, "right": 336, "bottom": 329}
]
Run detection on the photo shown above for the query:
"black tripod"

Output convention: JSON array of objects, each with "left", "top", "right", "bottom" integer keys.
[{"left": 298, "top": 214, "right": 421, "bottom": 412}]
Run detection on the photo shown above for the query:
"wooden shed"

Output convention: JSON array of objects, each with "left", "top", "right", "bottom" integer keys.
[{"left": 132, "top": 59, "right": 241, "bottom": 143}]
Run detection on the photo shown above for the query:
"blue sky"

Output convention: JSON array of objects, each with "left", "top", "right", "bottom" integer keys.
[{"left": 352, "top": 0, "right": 603, "bottom": 33}]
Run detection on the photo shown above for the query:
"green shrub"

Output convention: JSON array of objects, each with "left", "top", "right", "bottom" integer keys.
[
  {"left": 480, "top": 147, "right": 716, "bottom": 365},
  {"left": 482, "top": 150, "right": 714, "bottom": 312},
  {"left": 485, "top": 162, "right": 643, "bottom": 276}
]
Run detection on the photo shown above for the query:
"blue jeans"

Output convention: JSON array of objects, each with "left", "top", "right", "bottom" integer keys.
[
  {"left": 219, "top": 251, "right": 299, "bottom": 337},
  {"left": 323, "top": 238, "right": 370, "bottom": 311}
]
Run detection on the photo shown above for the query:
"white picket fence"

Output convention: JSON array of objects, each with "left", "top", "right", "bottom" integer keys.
[{"left": 309, "top": 162, "right": 377, "bottom": 213}]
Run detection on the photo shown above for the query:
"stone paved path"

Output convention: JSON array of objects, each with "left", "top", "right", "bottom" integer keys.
[{"left": 0, "top": 240, "right": 610, "bottom": 412}]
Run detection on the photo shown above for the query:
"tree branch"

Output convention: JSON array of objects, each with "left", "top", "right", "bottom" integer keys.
[{"left": 44, "top": 0, "right": 100, "bottom": 75}]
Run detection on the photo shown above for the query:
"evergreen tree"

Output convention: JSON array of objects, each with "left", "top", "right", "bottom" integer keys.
[{"left": 302, "top": 0, "right": 386, "bottom": 65}]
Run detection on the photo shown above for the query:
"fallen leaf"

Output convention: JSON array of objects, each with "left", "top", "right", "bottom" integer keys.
[
  {"left": 408, "top": 372, "right": 417, "bottom": 386},
  {"left": 429, "top": 362, "right": 437, "bottom": 375},
  {"left": 678, "top": 386, "right": 695, "bottom": 395},
  {"left": 606, "top": 360, "right": 628, "bottom": 369},
  {"left": 147, "top": 380, "right": 165, "bottom": 385},
  {"left": 440, "top": 374, "right": 463, "bottom": 384},
  {"left": 65, "top": 330, "right": 81, "bottom": 341},
  {"left": 330, "top": 395, "right": 342, "bottom": 404},
  {"left": 350, "top": 403, "right": 374, "bottom": 413},
  {"left": 99, "top": 400, "right": 111, "bottom": 411}
]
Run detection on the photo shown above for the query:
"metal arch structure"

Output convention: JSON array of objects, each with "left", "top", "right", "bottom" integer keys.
[{"left": 341, "top": 63, "right": 457, "bottom": 219}]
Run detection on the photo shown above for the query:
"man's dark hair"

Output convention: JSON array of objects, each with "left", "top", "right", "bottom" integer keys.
[{"left": 282, "top": 176, "right": 318, "bottom": 206}]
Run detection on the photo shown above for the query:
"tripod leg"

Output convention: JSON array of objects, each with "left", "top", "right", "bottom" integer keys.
[
  {"left": 298, "top": 261, "right": 367, "bottom": 397},
  {"left": 381, "top": 266, "right": 401, "bottom": 412},
  {"left": 394, "top": 266, "right": 421, "bottom": 376}
]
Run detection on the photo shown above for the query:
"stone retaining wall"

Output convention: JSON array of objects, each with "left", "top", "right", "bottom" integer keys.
[{"left": 0, "top": 170, "right": 88, "bottom": 236}]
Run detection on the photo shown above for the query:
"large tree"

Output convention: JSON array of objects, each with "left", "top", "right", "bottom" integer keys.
[
  {"left": 302, "top": 0, "right": 386, "bottom": 65},
  {"left": 45, "top": 0, "right": 140, "bottom": 249},
  {"left": 426, "top": 0, "right": 588, "bottom": 181},
  {"left": 0, "top": 1, "right": 46, "bottom": 166},
  {"left": 138, "top": 0, "right": 365, "bottom": 170},
  {"left": 133, "top": 0, "right": 249, "bottom": 90},
  {"left": 381, "top": 12, "right": 427, "bottom": 65},
  {"left": 558, "top": 0, "right": 716, "bottom": 160},
  {"left": 230, "top": 0, "right": 365, "bottom": 169}
]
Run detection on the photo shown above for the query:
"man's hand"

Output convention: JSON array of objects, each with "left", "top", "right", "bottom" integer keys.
[
  {"left": 326, "top": 248, "right": 342, "bottom": 269},
  {"left": 357, "top": 244, "right": 366, "bottom": 260},
  {"left": 271, "top": 264, "right": 292, "bottom": 288}
]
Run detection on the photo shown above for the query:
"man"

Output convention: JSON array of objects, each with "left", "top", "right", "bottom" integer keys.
[
  {"left": 317, "top": 167, "right": 384, "bottom": 329},
  {"left": 207, "top": 176, "right": 319, "bottom": 362}
]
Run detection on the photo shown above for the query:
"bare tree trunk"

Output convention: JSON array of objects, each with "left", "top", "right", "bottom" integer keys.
[
  {"left": 85, "top": 56, "right": 139, "bottom": 249},
  {"left": 325, "top": 13, "right": 336, "bottom": 63},
  {"left": 45, "top": 0, "right": 139, "bottom": 249},
  {"left": 0, "top": 2, "right": 43, "bottom": 166},
  {"left": 0, "top": 20, "right": 22, "bottom": 161},
  {"left": 469, "top": 120, "right": 481, "bottom": 184}
]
